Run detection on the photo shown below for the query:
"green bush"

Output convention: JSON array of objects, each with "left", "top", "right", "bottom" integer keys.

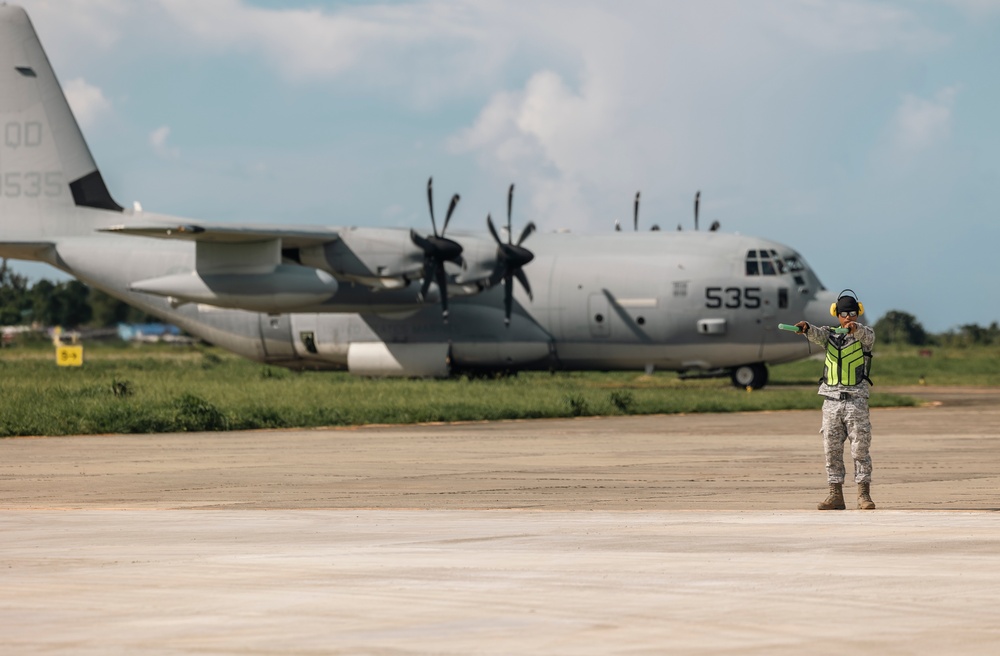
[
  {"left": 3, "top": 341, "right": 976, "bottom": 437},
  {"left": 173, "top": 393, "right": 229, "bottom": 431},
  {"left": 609, "top": 390, "right": 635, "bottom": 413}
]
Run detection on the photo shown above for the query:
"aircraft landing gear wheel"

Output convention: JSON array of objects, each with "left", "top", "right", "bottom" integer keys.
[{"left": 731, "top": 363, "right": 768, "bottom": 390}]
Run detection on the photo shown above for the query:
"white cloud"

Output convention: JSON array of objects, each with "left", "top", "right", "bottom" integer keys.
[
  {"left": 149, "top": 125, "right": 180, "bottom": 159},
  {"left": 62, "top": 78, "right": 112, "bottom": 129},
  {"left": 441, "top": 0, "right": 950, "bottom": 229},
  {"left": 19, "top": 0, "right": 964, "bottom": 231},
  {"left": 18, "top": 0, "right": 131, "bottom": 61},
  {"left": 763, "top": 0, "right": 946, "bottom": 53},
  {"left": 891, "top": 87, "right": 959, "bottom": 153},
  {"left": 154, "top": 0, "right": 460, "bottom": 84},
  {"left": 450, "top": 68, "right": 630, "bottom": 227}
]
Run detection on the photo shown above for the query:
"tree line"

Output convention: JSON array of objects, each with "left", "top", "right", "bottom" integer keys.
[
  {"left": 873, "top": 310, "right": 1000, "bottom": 347},
  {"left": 0, "top": 262, "right": 152, "bottom": 328},
  {"left": 2, "top": 261, "right": 998, "bottom": 345}
]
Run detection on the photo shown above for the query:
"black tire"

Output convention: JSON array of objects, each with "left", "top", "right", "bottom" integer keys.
[{"left": 730, "top": 363, "right": 768, "bottom": 389}]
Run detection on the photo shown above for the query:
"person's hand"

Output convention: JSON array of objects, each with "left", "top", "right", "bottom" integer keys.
[
  {"left": 794, "top": 321, "right": 808, "bottom": 334},
  {"left": 845, "top": 321, "right": 857, "bottom": 333}
]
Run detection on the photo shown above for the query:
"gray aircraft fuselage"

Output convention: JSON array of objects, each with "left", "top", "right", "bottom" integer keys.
[{"left": 0, "top": 4, "right": 835, "bottom": 387}]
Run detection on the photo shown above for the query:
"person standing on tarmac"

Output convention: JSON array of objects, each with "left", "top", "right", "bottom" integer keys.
[{"left": 794, "top": 290, "right": 876, "bottom": 511}]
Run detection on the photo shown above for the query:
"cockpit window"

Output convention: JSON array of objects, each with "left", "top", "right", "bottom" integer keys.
[
  {"left": 769, "top": 250, "right": 786, "bottom": 273},
  {"left": 782, "top": 253, "right": 827, "bottom": 291},
  {"left": 745, "top": 248, "right": 787, "bottom": 276},
  {"left": 784, "top": 255, "right": 805, "bottom": 272}
]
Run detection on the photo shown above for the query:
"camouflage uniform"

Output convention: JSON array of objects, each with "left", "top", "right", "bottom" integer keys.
[{"left": 804, "top": 323, "right": 876, "bottom": 484}]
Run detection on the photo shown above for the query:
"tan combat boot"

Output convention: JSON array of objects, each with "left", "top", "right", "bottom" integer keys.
[
  {"left": 858, "top": 482, "right": 876, "bottom": 510},
  {"left": 817, "top": 483, "right": 846, "bottom": 510}
]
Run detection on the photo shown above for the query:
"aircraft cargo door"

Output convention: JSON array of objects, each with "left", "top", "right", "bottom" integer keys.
[{"left": 588, "top": 293, "right": 611, "bottom": 338}]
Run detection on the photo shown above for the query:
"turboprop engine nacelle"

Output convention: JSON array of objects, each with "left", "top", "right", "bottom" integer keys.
[{"left": 129, "top": 265, "right": 338, "bottom": 312}]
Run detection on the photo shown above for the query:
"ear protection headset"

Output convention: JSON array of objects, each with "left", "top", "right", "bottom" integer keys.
[{"left": 830, "top": 288, "right": 864, "bottom": 317}]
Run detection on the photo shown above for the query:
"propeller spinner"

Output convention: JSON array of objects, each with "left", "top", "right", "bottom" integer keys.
[
  {"left": 411, "top": 177, "right": 463, "bottom": 322},
  {"left": 487, "top": 183, "right": 535, "bottom": 326}
]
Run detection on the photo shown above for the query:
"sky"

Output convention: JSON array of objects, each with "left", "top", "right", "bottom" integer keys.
[{"left": 9, "top": 0, "right": 1000, "bottom": 333}]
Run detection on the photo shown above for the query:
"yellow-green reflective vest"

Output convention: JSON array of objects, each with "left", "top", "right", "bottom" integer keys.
[{"left": 824, "top": 337, "right": 871, "bottom": 386}]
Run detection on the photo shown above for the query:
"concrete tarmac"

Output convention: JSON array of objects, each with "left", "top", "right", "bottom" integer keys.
[{"left": 2, "top": 386, "right": 999, "bottom": 654}]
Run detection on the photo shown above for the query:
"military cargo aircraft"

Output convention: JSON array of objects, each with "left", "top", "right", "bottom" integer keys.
[{"left": 0, "top": 4, "right": 835, "bottom": 388}]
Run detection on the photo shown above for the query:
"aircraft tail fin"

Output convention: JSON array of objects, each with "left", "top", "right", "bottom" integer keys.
[{"left": 0, "top": 4, "right": 121, "bottom": 242}]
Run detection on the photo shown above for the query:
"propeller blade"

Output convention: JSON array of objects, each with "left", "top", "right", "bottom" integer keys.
[
  {"left": 487, "top": 214, "right": 502, "bottom": 245},
  {"left": 503, "top": 270, "right": 513, "bottom": 326},
  {"left": 516, "top": 221, "right": 536, "bottom": 246},
  {"left": 415, "top": 179, "right": 463, "bottom": 321},
  {"left": 507, "top": 184, "right": 514, "bottom": 243},
  {"left": 694, "top": 190, "right": 700, "bottom": 231},
  {"left": 410, "top": 228, "right": 431, "bottom": 251},
  {"left": 634, "top": 191, "right": 640, "bottom": 232},
  {"left": 442, "top": 193, "right": 460, "bottom": 236},
  {"left": 435, "top": 261, "right": 449, "bottom": 321},
  {"left": 514, "top": 267, "right": 533, "bottom": 300},
  {"left": 490, "top": 182, "right": 535, "bottom": 326},
  {"left": 427, "top": 177, "right": 438, "bottom": 237},
  {"left": 418, "top": 265, "right": 433, "bottom": 301}
]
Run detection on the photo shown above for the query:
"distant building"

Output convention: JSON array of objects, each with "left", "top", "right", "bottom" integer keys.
[
  {"left": 1, "top": 325, "right": 34, "bottom": 346},
  {"left": 116, "top": 323, "right": 190, "bottom": 343}
]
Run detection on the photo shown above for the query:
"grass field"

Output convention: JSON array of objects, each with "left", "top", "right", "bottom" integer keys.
[{"left": 1, "top": 342, "right": 996, "bottom": 436}]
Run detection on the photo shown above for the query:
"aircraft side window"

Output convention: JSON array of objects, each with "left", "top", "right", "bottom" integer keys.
[
  {"left": 761, "top": 260, "right": 775, "bottom": 275},
  {"left": 778, "top": 288, "right": 788, "bottom": 309},
  {"left": 746, "top": 260, "right": 759, "bottom": 276}
]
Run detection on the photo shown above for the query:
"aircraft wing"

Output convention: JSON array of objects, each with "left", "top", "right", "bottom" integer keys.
[
  {"left": 0, "top": 241, "right": 57, "bottom": 261},
  {"left": 99, "top": 221, "right": 506, "bottom": 313},
  {"left": 99, "top": 223, "right": 340, "bottom": 249}
]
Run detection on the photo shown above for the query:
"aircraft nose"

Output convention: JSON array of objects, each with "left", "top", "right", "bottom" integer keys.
[{"left": 803, "top": 290, "right": 838, "bottom": 327}]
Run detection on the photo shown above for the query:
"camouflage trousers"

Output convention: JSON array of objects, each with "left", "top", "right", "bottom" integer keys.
[{"left": 820, "top": 395, "right": 873, "bottom": 484}]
